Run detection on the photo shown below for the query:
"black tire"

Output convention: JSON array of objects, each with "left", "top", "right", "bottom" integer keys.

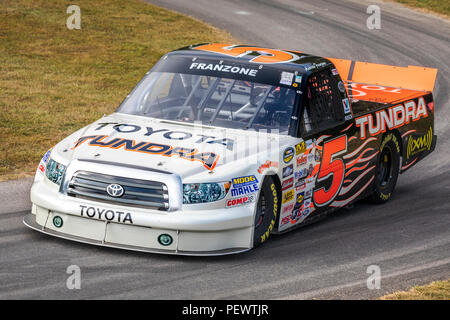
[
  {"left": 253, "top": 176, "right": 279, "bottom": 248},
  {"left": 370, "top": 133, "right": 401, "bottom": 203}
]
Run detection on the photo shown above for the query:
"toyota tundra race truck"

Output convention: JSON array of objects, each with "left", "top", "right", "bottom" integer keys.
[{"left": 24, "top": 44, "right": 438, "bottom": 255}]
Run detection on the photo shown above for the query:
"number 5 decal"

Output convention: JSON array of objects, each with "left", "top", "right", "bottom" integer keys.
[{"left": 313, "top": 135, "right": 347, "bottom": 207}]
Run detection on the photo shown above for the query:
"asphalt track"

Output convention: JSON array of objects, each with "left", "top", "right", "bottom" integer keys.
[{"left": 0, "top": 0, "right": 449, "bottom": 299}]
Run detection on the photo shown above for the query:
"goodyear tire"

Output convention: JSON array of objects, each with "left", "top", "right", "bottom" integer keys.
[
  {"left": 370, "top": 133, "right": 401, "bottom": 203},
  {"left": 253, "top": 176, "right": 279, "bottom": 248}
]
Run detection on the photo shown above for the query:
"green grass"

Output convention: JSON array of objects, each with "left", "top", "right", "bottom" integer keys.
[
  {"left": 0, "top": 0, "right": 234, "bottom": 181},
  {"left": 380, "top": 280, "right": 450, "bottom": 300},
  {"left": 395, "top": 0, "right": 450, "bottom": 16}
]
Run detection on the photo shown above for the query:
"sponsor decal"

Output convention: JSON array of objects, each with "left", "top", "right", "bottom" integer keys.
[
  {"left": 300, "top": 207, "right": 310, "bottom": 218},
  {"left": 303, "top": 198, "right": 312, "bottom": 209},
  {"left": 295, "top": 142, "right": 306, "bottom": 155},
  {"left": 72, "top": 135, "right": 220, "bottom": 171},
  {"left": 257, "top": 160, "right": 279, "bottom": 174},
  {"left": 290, "top": 209, "right": 300, "bottom": 222},
  {"left": 295, "top": 178, "right": 306, "bottom": 190},
  {"left": 407, "top": 127, "right": 433, "bottom": 159},
  {"left": 79, "top": 205, "right": 133, "bottom": 224},
  {"left": 282, "top": 189, "right": 295, "bottom": 204},
  {"left": 282, "top": 164, "right": 294, "bottom": 178},
  {"left": 280, "top": 216, "right": 290, "bottom": 226},
  {"left": 282, "top": 202, "right": 295, "bottom": 214},
  {"left": 295, "top": 168, "right": 308, "bottom": 180},
  {"left": 296, "top": 154, "right": 307, "bottom": 166},
  {"left": 280, "top": 71, "right": 294, "bottom": 86},
  {"left": 314, "top": 149, "right": 322, "bottom": 162},
  {"left": 189, "top": 62, "right": 258, "bottom": 77},
  {"left": 307, "top": 164, "right": 314, "bottom": 176},
  {"left": 342, "top": 98, "right": 351, "bottom": 114},
  {"left": 338, "top": 81, "right": 346, "bottom": 93},
  {"left": 226, "top": 195, "right": 255, "bottom": 208},
  {"left": 305, "top": 189, "right": 313, "bottom": 199},
  {"left": 345, "top": 114, "right": 353, "bottom": 121},
  {"left": 305, "top": 139, "right": 315, "bottom": 149},
  {"left": 232, "top": 175, "right": 258, "bottom": 188},
  {"left": 230, "top": 175, "right": 259, "bottom": 197},
  {"left": 355, "top": 97, "right": 428, "bottom": 139},
  {"left": 294, "top": 192, "right": 305, "bottom": 209},
  {"left": 282, "top": 177, "right": 294, "bottom": 191},
  {"left": 39, "top": 149, "right": 51, "bottom": 173},
  {"left": 295, "top": 75, "right": 302, "bottom": 83},
  {"left": 283, "top": 147, "right": 295, "bottom": 163},
  {"left": 331, "top": 68, "right": 339, "bottom": 76}
]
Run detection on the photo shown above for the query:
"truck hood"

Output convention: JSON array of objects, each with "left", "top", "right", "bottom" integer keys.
[{"left": 53, "top": 113, "right": 292, "bottom": 181}]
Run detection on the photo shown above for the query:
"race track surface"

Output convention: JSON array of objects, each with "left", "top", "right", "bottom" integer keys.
[{"left": 0, "top": 0, "right": 449, "bottom": 299}]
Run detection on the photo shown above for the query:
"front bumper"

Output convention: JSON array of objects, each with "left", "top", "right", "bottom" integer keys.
[
  {"left": 23, "top": 213, "right": 250, "bottom": 256},
  {"left": 25, "top": 174, "right": 255, "bottom": 256}
]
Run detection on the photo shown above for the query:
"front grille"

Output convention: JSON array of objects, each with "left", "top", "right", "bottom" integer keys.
[{"left": 67, "top": 171, "right": 169, "bottom": 210}]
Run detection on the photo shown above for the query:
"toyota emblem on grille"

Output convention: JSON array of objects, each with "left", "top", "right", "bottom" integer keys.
[{"left": 106, "top": 184, "right": 124, "bottom": 197}]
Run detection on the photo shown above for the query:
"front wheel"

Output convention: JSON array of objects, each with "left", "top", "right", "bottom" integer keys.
[
  {"left": 370, "top": 133, "right": 401, "bottom": 203},
  {"left": 253, "top": 176, "right": 279, "bottom": 247}
]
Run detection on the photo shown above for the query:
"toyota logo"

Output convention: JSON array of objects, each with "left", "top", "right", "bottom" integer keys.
[{"left": 106, "top": 184, "right": 124, "bottom": 197}]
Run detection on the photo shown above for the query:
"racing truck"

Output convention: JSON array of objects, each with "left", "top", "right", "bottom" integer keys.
[{"left": 24, "top": 43, "right": 438, "bottom": 255}]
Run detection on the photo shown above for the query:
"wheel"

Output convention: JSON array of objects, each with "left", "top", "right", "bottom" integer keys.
[
  {"left": 253, "top": 176, "right": 279, "bottom": 247},
  {"left": 370, "top": 133, "right": 401, "bottom": 203}
]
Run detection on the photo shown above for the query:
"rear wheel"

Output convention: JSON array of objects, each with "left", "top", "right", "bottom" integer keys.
[
  {"left": 370, "top": 133, "right": 400, "bottom": 203},
  {"left": 253, "top": 176, "right": 279, "bottom": 247}
]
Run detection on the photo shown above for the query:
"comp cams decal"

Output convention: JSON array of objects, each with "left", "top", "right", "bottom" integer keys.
[{"left": 226, "top": 195, "right": 256, "bottom": 208}]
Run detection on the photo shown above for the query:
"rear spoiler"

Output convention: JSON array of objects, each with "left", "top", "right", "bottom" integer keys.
[{"left": 327, "top": 58, "right": 438, "bottom": 92}]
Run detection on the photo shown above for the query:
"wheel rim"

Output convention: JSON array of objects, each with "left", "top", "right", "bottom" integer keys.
[
  {"left": 377, "top": 146, "right": 393, "bottom": 187},
  {"left": 255, "top": 193, "right": 266, "bottom": 228}
]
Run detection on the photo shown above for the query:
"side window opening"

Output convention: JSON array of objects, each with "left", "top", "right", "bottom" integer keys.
[{"left": 301, "top": 68, "right": 344, "bottom": 135}]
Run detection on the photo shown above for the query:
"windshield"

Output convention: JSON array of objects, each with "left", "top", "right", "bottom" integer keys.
[{"left": 117, "top": 71, "right": 297, "bottom": 134}]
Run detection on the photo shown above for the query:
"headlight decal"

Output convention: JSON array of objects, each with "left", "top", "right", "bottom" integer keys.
[
  {"left": 183, "top": 182, "right": 230, "bottom": 204},
  {"left": 45, "top": 158, "right": 66, "bottom": 185}
]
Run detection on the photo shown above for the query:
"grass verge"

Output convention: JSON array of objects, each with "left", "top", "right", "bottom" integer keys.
[
  {"left": 380, "top": 280, "right": 450, "bottom": 300},
  {"left": 394, "top": 0, "right": 450, "bottom": 16},
  {"left": 0, "top": 0, "right": 234, "bottom": 181}
]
